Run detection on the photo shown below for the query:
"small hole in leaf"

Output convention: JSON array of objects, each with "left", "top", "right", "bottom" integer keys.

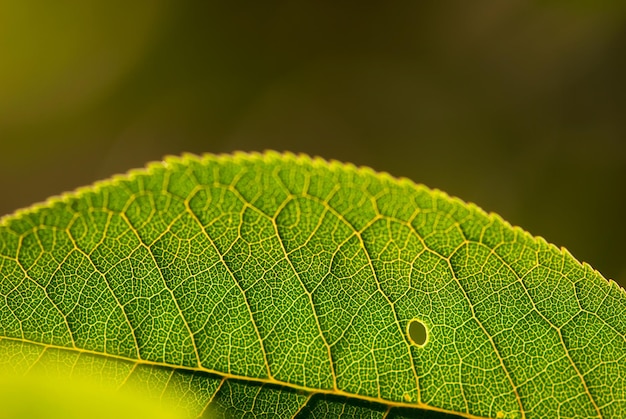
[{"left": 407, "top": 319, "right": 428, "bottom": 347}]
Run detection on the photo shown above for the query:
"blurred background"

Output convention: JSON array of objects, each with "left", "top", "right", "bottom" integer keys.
[{"left": 1, "top": 1, "right": 625, "bottom": 288}]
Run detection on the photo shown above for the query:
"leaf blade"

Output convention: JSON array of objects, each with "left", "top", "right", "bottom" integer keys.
[{"left": 1, "top": 152, "right": 624, "bottom": 418}]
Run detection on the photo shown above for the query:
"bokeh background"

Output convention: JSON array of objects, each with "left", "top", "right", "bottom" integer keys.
[{"left": 1, "top": 1, "right": 625, "bottom": 288}]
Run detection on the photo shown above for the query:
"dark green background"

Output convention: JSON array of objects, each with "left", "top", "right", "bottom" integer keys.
[{"left": 1, "top": 1, "right": 625, "bottom": 288}]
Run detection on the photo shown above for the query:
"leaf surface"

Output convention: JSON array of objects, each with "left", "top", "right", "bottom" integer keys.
[{"left": 0, "top": 152, "right": 624, "bottom": 418}]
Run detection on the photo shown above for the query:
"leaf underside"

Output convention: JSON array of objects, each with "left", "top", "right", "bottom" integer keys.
[{"left": 0, "top": 152, "right": 624, "bottom": 418}]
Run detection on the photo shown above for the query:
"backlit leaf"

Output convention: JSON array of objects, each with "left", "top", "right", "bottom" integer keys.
[{"left": 1, "top": 152, "right": 624, "bottom": 418}]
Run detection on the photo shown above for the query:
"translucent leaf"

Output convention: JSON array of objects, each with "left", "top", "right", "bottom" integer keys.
[{"left": 1, "top": 152, "right": 624, "bottom": 418}]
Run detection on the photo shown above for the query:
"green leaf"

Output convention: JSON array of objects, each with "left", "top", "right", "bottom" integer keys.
[{"left": 1, "top": 151, "right": 624, "bottom": 418}]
